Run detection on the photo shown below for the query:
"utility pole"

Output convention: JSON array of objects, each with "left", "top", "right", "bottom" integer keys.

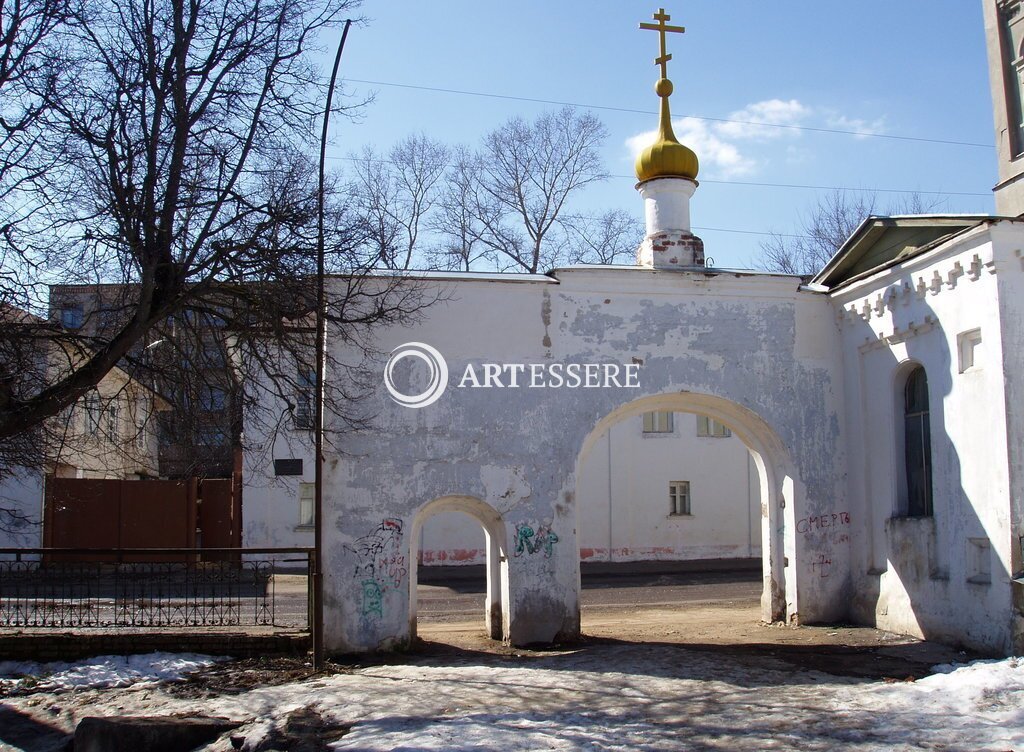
[{"left": 314, "top": 18, "right": 352, "bottom": 672}]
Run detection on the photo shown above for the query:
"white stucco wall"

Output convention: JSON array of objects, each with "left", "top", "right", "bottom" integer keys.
[
  {"left": 418, "top": 511, "right": 487, "bottom": 565},
  {"left": 240, "top": 222, "right": 1024, "bottom": 657},
  {"left": 241, "top": 423, "right": 315, "bottom": 552},
  {"left": 0, "top": 468, "right": 43, "bottom": 552},
  {"left": 245, "top": 265, "right": 850, "bottom": 654},
  {"left": 418, "top": 411, "right": 759, "bottom": 566},
  {"left": 577, "top": 412, "right": 759, "bottom": 563},
  {"left": 835, "top": 221, "right": 1019, "bottom": 654},
  {"left": 989, "top": 222, "right": 1024, "bottom": 653}
]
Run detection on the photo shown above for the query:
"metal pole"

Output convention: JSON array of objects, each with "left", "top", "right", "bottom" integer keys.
[{"left": 314, "top": 18, "right": 352, "bottom": 672}]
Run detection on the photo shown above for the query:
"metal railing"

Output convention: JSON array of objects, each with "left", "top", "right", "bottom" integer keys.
[{"left": 0, "top": 548, "right": 313, "bottom": 631}]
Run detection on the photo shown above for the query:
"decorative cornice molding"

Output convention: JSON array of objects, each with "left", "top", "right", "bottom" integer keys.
[
  {"left": 857, "top": 316, "right": 937, "bottom": 354},
  {"left": 836, "top": 252, "right": 996, "bottom": 329}
]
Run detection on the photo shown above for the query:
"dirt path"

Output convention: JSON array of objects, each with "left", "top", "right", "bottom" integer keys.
[{"left": 418, "top": 600, "right": 977, "bottom": 681}]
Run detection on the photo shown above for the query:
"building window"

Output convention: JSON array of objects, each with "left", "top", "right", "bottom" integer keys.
[
  {"left": 135, "top": 398, "right": 149, "bottom": 451},
  {"left": 298, "top": 483, "right": 315, "bottom": 528},
  {"left": 697, "top": 415, "right": 731, "bottom": 438},
  {"left": 199, "top": 385, "right": 227, "bottom": 412},
  {"left": 294, "top": 366, "right": 316, "bottom": 429},
  {"left": 669, "top": 480, "right": 691, "bottom": 516},
  {"left": 83, "top": 391, "right": 102, "bottom": 433},
  {"left": 642, "top": 411, "right": 673, "bottom": 433},
  {"left": 903, "top": 366, "right": 933, "bottom": 517},
  {"left": 105, "top": 398, "right": 120, "bottom": 437},
  {"left": 203, "top": 341, "right": 227, "bottom": 367},
  {"left": 61, "top": 305, "right": 83, "bottom": 329},
  {"left": 998, "top": 2, "right": 1024, "bottom": 157},
  {"left": 195, "top": 424, "right": 225, "bottom": 446}
]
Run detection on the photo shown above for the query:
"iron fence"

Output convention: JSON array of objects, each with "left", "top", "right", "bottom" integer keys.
[{"left": 0, "top": 548, "right": 313, "bottom": 631}]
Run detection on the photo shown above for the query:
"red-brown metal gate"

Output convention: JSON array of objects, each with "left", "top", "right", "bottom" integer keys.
[
  {"left": 43, "top": 477, "right": 239, "bottom": 562},
  {"left": 196, "top": 478, "right": 240, "bottom": 561}
]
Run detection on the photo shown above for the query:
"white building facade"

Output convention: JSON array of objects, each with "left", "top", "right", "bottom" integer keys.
[
  {"left": 1, "top": 332, "right": 166, "bottom": 550},
  {"left": 412, "top": 412, "right": 759, "bottom": 567},
  {"left": 241, "top": 216, "right": 1024, "bottom": 658},
  {"left": 240, "top": 3, "right": 1024, "bottom": 656},
  {"left": 827, "top": 216, "right": 1024, "bottom": 655},
  {"left": 245, "top": 266, "right": 850, "bottom": 651}
]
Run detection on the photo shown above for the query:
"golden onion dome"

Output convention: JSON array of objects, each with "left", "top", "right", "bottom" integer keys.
[{"left": 635, "top": 77, "right": 699, "bottom": 183}]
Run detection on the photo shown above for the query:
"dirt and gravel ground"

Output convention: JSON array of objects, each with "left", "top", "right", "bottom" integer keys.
[{"left": 413, "top": 565, "right": 976, "bottom": 680}]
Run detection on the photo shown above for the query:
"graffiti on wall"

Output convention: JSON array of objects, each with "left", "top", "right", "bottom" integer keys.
[
  {"left": 796, "top": 512, "right": 850, "bottom": 535},
  {"left": 347, "top": 517, "right": 407, "bottom": 618},
  {"left": 360, "top": 580, "right": 383, "bottom": 617},
  {"left": 811, "top": 554, "right": 832, "bottom": 578},
  {"left": 513, "top": 522, "right": 559, "bottom": 558}
]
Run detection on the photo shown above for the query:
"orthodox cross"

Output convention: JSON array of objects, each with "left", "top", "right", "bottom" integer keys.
[{"left": 639, "top": 8, "right": 686, "bottom": 80}]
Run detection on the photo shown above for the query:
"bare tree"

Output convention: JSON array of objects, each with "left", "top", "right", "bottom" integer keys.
[
  {"left": 0, "top": 0, "right": 427, "bottom": 473},
  {"left": 561, "top": 209, "right": 644, "bottom": 266},
  {"left": 0, "top": 0, "right": 77, "bottom": 317},
  {"left": 347, "top": 111, "right": 625, "bottom": 274},
  {"left": 759, "top": 190, "right": 944, "bottom": 276},
  {"left": 473, "top": 107, "right": 608, "bottom": 273},
  {"left": 428, "top": 147, "right": 492, "bottom": 272},
  {"left": 0, "top": 0, "right": 71, "bottom": 199},
  {"left": 349, "top": 134, "right": 449, "bottom": 270}
]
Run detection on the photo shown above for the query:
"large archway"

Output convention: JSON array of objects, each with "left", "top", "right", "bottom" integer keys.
[
  {"left": 408, "top": 495, "right": 510, "bottom": 642},
  {"left": 574, "top": 392, "right": 802, "bottom": 623}
]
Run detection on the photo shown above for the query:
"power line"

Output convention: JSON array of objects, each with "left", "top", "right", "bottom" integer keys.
[
  {"left": 609, "top": 173, "right": 991, "bottom": 197},
  {"left": 327, "top": 154, "right": 992, "bottom": 199},
  {"left": 562, "top": 211, "right": 811, "bottom": 240},
  {"left": 693, "top": 225, "right": 808, "bottom": 239},
  {"left": 344, "top": 78, "right": 995, "bottom": 150}
]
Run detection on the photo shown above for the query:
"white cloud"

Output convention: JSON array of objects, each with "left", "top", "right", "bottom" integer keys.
[
  {"left": 824, "top": 112, "right": 887, "bottom": 139},
  {"left": 716, "top": 98, "right": 810, "bottom": 141},
  {"left": 625, "top": 98, "right": 884, "bottom": 179},
  {"left": 626, "top": 118, "right": 756, "bottom": 178}
]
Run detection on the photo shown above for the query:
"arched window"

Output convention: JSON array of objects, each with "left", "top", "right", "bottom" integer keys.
[{"left": 903, "top": 366, "right": 933, "bottom": 517}]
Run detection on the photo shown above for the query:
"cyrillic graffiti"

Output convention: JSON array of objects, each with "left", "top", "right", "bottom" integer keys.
[{"left": 796, "top": 512, "right": 850, "bottom": 535}]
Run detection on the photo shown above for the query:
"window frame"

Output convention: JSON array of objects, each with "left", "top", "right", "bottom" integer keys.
[
  {"left": 668, "top": 480, "right": 691, "bottom": 516},
  {"left": 199, "top": 384, "right": 227, "bottom": 412},
  {"left": 82, "top": 391, "right": 102, "bottom": 433},
  {"left": 61, "top": 305, "right": 84, "bottom": 330},
  {"left": 897, "top": 364, "right": 934, "bottom": 518},
  {"left": 105, "top": 397, "right": 120, "bottom": 438},
  {"left": 298, "top": 482, "right": 315, "bottom": 528},
  {"left": 294, "top": 365, "right": 317, "bottom": 430},
  {"left": 696, "top": 414, "right": 731, "bottom": 438},
  {"left": 134, "top": 397, "right": 149, "bottom": 452},
  {"left": 642, "top": 410, "right": 674, "bottom": 434}
]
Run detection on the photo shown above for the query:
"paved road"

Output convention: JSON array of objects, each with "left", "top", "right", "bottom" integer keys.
[
  {"left": 0, "top": 567, "right": 761, "bottom": 632},
  {"left": 416, "top": 568, "right": 761, "bottom": 622}
]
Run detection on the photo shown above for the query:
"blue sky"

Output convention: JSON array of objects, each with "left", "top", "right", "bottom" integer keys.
[{"left": 327, "top": 2, "right": 996, "bottom": 269}]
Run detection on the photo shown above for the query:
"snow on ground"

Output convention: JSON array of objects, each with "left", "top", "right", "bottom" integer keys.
[
  {"left": 1, "top": 646, "right": 1022, "bottom": 751},
  {"left": 845, "top": 657, "right": 1024, "bottom": 748},
  {"left": 0, "top": 652, "right": 221, "bottom": 693}
]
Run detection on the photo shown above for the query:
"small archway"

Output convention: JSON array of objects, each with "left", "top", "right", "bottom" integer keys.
[
  {"left": 409, "top": 495, "right": 510, "bottom": 642},
  {"left": 574, "top": 392, "right": 802, "bottom": 624}
]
